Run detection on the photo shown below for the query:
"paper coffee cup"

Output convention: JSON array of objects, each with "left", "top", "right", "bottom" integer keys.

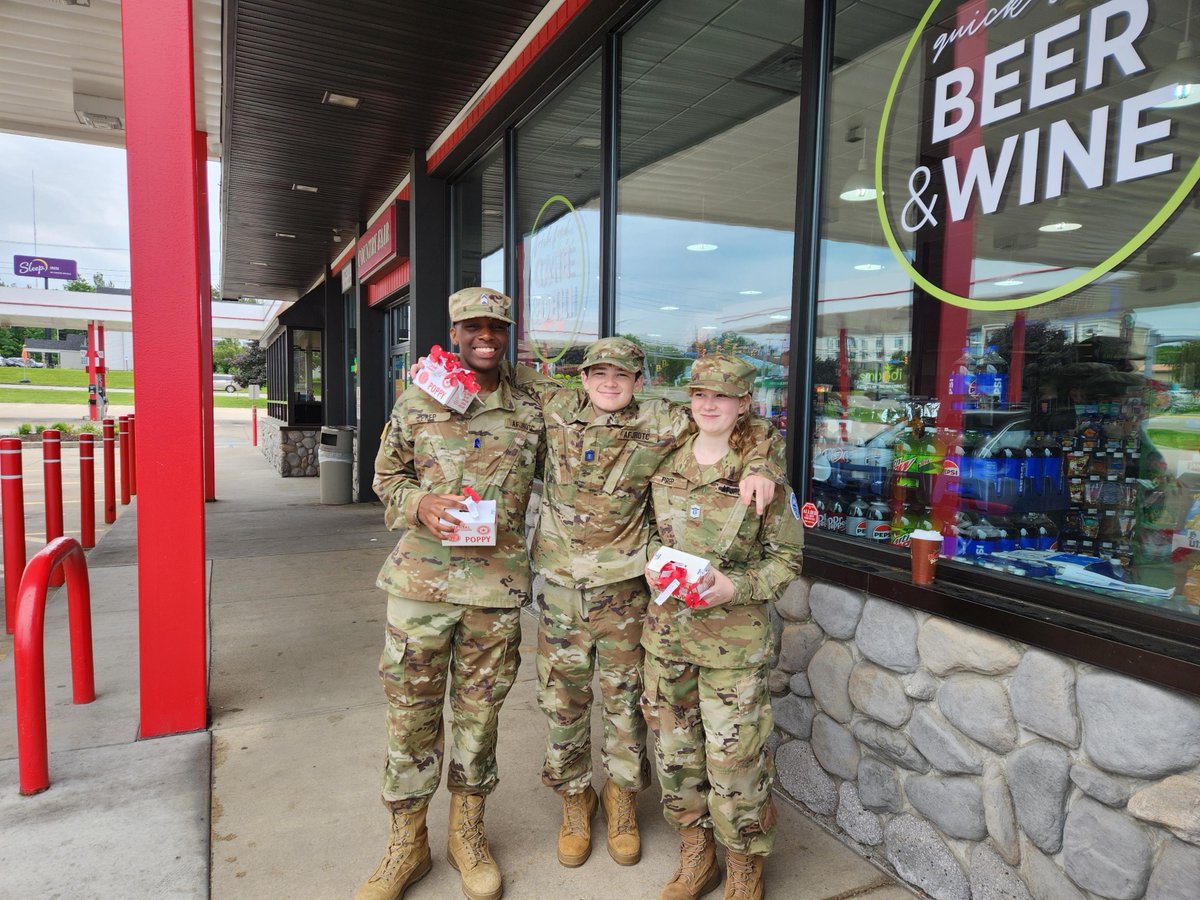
[{"left": 910, "top": 528, "right": 941, "bottom": 585}]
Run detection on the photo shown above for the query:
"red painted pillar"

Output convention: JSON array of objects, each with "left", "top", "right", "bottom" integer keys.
[
  {"left": 42, "top": 430, "right": 64, "bottom": 587},
  {"left": 195, "top": 131, "right": 217, "bottom": 502},
  {"left": 118, "top": 415, "right": 131, "bottom": 506},
  {"left": 79, "top": 434, "right": 95, "bottom": 549},
  {"left": 127, "top": 414, "right": 138, "bottom": 496},
  {"left": 86, "top": 322, "right": 99, "bottom": 422},
  {"left": 102, "top": 418, "right": 116, "bottom": 524},
  {"left": 1, "top": 438, "right": 26, "bottom": 634},
  {"left": 121, "top": 0, "right": 208, "bottom": 737}
]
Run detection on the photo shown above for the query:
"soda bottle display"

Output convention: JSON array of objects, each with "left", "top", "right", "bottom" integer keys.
[
  {"left": 892, "top": 429, "right": 919, "bottom": 488},
  {"left": 846, "top": 497, "right": 870, "bottom": 539},
  {"left": 1020, "top": 433, "right": 1043, "bottom": 504},
  {"left": 866, "top": 500, "right": 892, "bottom": 543},
  {"left": 891, "top": 504, "right": 918, "bottom": 547},
  {"left": 814, "top": 489, "right": 828, "bottom": 531},
  {"left": 827, "top": 493, "right": 848, "bottom": 534},
  {"left": 1017, "top": 512, "right": 1041, "bottom": 550},
  {"left": 977, "top": 345, "right": 1008, "bottom": 402},
  {"left": 918, "top": 430, "right": 942, "bottom": 476},
  {"left": 948, "top": 347, "right": 974, "bottom": 399}
]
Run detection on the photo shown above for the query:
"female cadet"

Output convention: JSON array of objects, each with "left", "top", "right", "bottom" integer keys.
[{"left": 641, "top": 353, "right": 803, "bottom": 900}]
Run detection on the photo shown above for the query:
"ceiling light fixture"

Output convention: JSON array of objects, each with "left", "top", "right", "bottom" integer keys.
[
  {"left": 275, "top": 232, "right": 296, "bottom": 239},
  {"left": 1153, "top": 0, "right": 1200, "bottom": 108},
  {"left": 73, "top": 93, "right": 124, "bottom": 130},
  {"left": 839, "top": 125, "right": 877, "bottom": 202},
  {"left": 574, "top": 135, "right": 601, "bottom": 149},
  {"left": 739, "top": 289, "right": 763, "bottom": 295},
  {"left": 701, "top": 325, "right": 718, "bottom": 330},
  {"left": 854, "top": 263, "right": 884, "bottom": 271},
  {"left": 993, "top": 278, "right": 1024, "bottom": 286},
  {"left": 1193, "top": 250, "right": 1200, "bottom": 257},
  {"left": 291, "top": 183, "right": 318, "bottom": 193},
  {"left": 769, "top": 314, "right": 789, "bottom": 320},
  {"left": 686, "top": 243, "right": 718, "bottom": 252},
  {"left": 1038, "top": 220, "right": 1081, "bottom": 233},
  {"left": 660, "top": 305, "right": 680, "bottom": 311},
  {"left": 322, "top": 90, "right": 361, "bottom": 109},
  {"left": 253, "top": 261, "right": 269, "bottom": 267}
]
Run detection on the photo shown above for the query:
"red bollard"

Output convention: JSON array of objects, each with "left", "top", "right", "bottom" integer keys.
[
  {"left": 252, "top": 404, "right": 258, "bottom": 447},
  {"left": 79, "top": 433, "right": 96, "bottom": 549},
  {"left": 102, "top": 418, "right": 116, "bottom": 524},
  {"left": 42, "top": 430, "right": 64, "bottom": 587},
  {"left": 2, "top": 437, "right": 26, "bottom": 634},
  {"left": 118, "top": 416, "right": 130, "bottom": 506},
  {"left": 127, "top": 413, "right": 137, "bottom": 496},
  {"left": 13, "top": 536, "right": 95, "bottom": 795}
]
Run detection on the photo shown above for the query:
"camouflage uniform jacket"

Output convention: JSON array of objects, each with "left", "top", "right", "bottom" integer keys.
[
  {"left": 643, "top": 436, "right": 803, "bottom": 669},
  {"left": 373, "top": 363, "right": 545, "bottom": 608},
  {"left": 525, "top": 378, "right": 784, "bottom": 590}
]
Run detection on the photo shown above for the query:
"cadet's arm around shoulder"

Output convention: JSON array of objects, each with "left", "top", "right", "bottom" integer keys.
[{"left": 738, "top": 480, "right": 805, "bottom": 604}]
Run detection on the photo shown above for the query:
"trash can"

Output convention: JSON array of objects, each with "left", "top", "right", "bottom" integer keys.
[{"left": 319, "top": 426, "right": 355, "bottom": 505}]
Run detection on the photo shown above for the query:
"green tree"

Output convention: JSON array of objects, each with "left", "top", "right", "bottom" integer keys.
[
  {"left": 230, "top": 340, "right": 266, "bottom": 388},
  {"left": 212, "top": 337, "right": 245, "bottom": 373},
  {"left": 63, "top": 273, "right": 115, "bottom": 293},
  {"left": 1176, "top": 341, "right": 1200, "bottom": 389},
  {"left": 0, "top": 326, "right": 35, "bottom": 357}
]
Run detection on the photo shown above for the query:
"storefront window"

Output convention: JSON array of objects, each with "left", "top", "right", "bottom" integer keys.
[
  {"left": 810, "top": 0, "right": 1200, "bottom": 621},
  {"left": 452, "top": 144, "right": 506, "bottom": 293},
  {"left": 614, "top": 0, "right": 801, "bottom": 431},
  {"left": 344, "top": 288, "right": 358, "bottom": 427},
  {"left": 292, "top": 328, "right": 322, "bottom": 425},
  {"left": 515, "top": 59, "right": 602, "bottom": 375}
]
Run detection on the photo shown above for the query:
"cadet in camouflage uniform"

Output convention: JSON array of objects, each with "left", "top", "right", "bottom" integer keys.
[
  {"left": 357, "top": 287, "right": 544, "bottom": 900},
  {"left": 524, "top": 338, "right": 783, "bottom": 871},
  {"left": 640, "top": 353, "right": 803, "bottom": 900}
]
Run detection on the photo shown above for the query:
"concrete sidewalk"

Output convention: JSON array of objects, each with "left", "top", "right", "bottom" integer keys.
[{"left": 0, "top": 433, "right": 908, "bottom": 899}]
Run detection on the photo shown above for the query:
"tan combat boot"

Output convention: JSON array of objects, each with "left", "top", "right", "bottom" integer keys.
[
  {"left": 723, "top": 851, "right": 764, "bottom": 900},
  {"left": 557, "top": 785, "right": 599, "bottom": 867},
  {"left": 447, "top": 792, "right": 503, "bottom": 900},
  {"left": 659, "top": 826, "right": 721, "bottom": 900},
  {"left": 600, "top": 779, "right": 641, "bottom": 865},
  {"left": 355, "top": 804, "right": 433, "bottom": 900}
]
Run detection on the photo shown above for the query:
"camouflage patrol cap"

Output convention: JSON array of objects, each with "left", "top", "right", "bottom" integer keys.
[
  {"left": 447, "top": 287, "right": 514, "bottom": 325},
  {"left": 689, "top": 352, "right": 756, "bottom": 397},
  {"left": 581, "top": 337, "right": 645, "bottom": 375}
]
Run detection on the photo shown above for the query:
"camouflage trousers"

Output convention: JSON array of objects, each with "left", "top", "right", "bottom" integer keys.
[
  {"left": 536, "top": 578, "right": 651, "bottom": 795},
  {"left": 641, "top": 652, "right": 777, "bottom": 856},
  {"left": 379, "top": 594, "right": 522, "bottom": 810}
]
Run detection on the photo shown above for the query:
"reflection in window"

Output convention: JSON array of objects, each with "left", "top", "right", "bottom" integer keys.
[
  {"left": 516, "top": 59, "right": 602, "bottom": 375},
  {"left": 614, "top": 0, "right": 801, "bottom": 433},
  {"left": 810, "top": 0, "right": 1200, "bottom": 620},
  {"left": 453, "top": 144, "right": 505, "bottom": 293}
]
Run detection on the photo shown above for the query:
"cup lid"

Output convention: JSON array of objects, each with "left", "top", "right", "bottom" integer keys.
[{"left": 911, "top": 529, "right": 942, "bottom": 542}]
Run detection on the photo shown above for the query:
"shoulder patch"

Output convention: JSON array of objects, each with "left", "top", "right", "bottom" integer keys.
[{"left": 790, "top": 491, "right": 800, "bottom": 520}]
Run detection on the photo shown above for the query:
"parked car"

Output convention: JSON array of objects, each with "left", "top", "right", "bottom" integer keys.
[{"left": 213, "top": 373, "right": 241, "bottom": 393}]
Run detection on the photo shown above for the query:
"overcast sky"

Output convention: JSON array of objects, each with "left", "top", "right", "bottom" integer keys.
[{"left": 0, "top": 132, "right": 221, "bottom": 292}]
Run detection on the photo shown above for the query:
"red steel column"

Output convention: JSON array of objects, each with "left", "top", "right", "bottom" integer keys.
[
  {"left": 127, "top": 414, "right": 138, "bottom": 496},
  {"left": 79, "top": 434, "right": 96, "bottom": 549},
  {"left": 42, "top": 430, "right": 64, "bottom": 587},
  {"left": 102, "top": 418, "right": 116, "bottom": 523},
  {"left": 121, "top": 0, "right": 208, "bottom": 736},
  {"left": 1, "top": 438, "right": 26, "bottom": 634},
  {"left": 118, "top": 416, "right": 131, "bottom": 506},
  {"left": 195, "top": 131, "right": 217, "bottom": 502},
  {"left": 86, "top": 321, "right": 99, "bottom": 422}
]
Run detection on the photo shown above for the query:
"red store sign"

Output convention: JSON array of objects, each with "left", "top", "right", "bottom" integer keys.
[{"left": 357, "top": 204, "right": 397, "bottom": 280}]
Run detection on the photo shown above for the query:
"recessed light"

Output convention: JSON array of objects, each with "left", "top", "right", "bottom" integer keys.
[
  {"left": 253, "top": 262, "right": 269, "bottom": 267},
  {"left": 854, "top": 263, "right": 884, "bottom": 271},
  {"left": 1192, "top": 250, "right": 1200, "bottom": 258},
  {"left": 994, "top": 278, "right": 1024, "bottom": 287},
  {"left": 701, "top": 325, "right": 718, "bottom": 330},
  {"left": 647, "top": 333, "right": 661, "bottom": 337},
  {"left": 769, "top": 314, "right": 789, "bottom": 320},
  {"left": 686, "top": 243, "right": 718, "bottom": 252},
  {"left": 275, "top": 232, "right": 296, "bottom": 239},
  {"left": 574, "top": 136, "right": 601, "bottom": 149},
  {"left": 483, "top": 209, "right": 501, "bottom": 217},
  {"left": 291, "top": 183, "right": 318, "bottom": 193},
  {"left": 739, "top": 290, "right": 763, "bottom": 296},
  {"left": 660, "top": 305, "right": 680, "bottom": 311},
  {"left": 322, "top": 91, "right": 361, "bottom": 109},
  {"left": 1038, "top": 221, "right": 1081, "bottom": 233}
]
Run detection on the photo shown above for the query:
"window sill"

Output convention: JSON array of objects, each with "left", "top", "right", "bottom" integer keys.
[{"left": 803, "top": 533, "right": 1200, "bottom": 699}]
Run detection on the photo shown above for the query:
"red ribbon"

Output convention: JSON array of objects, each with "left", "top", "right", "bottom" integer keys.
[
  {"left": 656, "top": 562, "right": 707, "bottom": 609},
  {"left": 427, "top": 345, "right": 480, "bottom": 395}
]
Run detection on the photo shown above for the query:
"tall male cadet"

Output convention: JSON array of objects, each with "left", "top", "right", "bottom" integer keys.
[
  {"left": 358, "top": 288, "right": 544, "bottom": 900},
  {"left": 526, "top": 338, "right": 780, "bottom": 870}
]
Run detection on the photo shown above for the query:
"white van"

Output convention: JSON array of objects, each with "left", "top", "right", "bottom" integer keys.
[{"left": 213, "top": 373, "right": 241, "bottom": 393}]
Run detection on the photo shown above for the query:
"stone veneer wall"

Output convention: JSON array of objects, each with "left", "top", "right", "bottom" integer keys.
[
  {"left": 767, "top": 576, "right": 1200, "bottom": 900},
  {"left": 258, "top": 416, "right": 320, "bottom": 477}
]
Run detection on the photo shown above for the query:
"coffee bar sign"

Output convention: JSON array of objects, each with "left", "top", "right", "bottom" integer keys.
[
  {"left": 876, "top": 0, "right": 1200, "bottom": 310},
  {"left": 357, "top": 204, "right": 396, "bottom": 280}
]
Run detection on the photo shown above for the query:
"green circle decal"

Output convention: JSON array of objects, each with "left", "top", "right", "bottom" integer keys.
[
  {"left": 530, "top": 194, "right": 590, "bottom": 367},
  {"left": 874, "top": 0, "right": 1200, "bottom": 311}
]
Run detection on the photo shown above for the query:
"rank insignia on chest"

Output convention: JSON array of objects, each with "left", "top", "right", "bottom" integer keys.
[
  {"left": 690, "top": 504, "right": 701, "bottom": 518},
  {"left": 584, "top": 449, "right": 596, "bottom": 462}
]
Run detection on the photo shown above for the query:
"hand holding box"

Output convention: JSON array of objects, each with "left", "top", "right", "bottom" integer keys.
[
  {"left": 441, "top": 486, "right": 497, "bottom": 547},
  {"left": 414, "top": 345, "right": 480, "bottom": 413},
  {"left": 648, "top": 546, "right": 711, "bottom": 608}
]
